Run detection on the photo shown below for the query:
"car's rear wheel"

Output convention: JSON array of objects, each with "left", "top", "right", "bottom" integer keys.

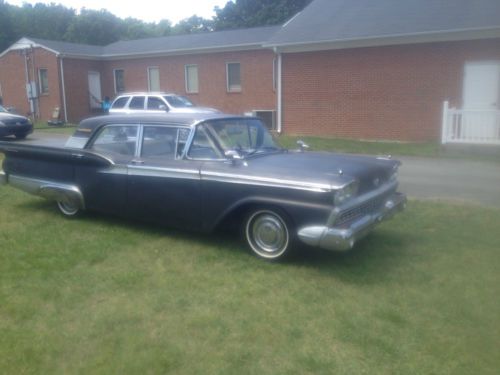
[
  {"left": 244, "top": 208, "right": 294, "bottom": 260},
  {"left": 56, "top": 199, "right": 80, "bottom": 217}
]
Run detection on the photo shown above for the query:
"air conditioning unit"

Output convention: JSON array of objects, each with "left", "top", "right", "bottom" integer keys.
[{"left": 252, "top": 110, "right": 276, "bottom": 131}]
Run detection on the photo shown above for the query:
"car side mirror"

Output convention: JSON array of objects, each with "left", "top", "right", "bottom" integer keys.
[
  {"left": 225, "top": 149, "right": 243, "bottom": 163},
  {"left": 158, "top": 104, "right": 168, "bottom": 111}
]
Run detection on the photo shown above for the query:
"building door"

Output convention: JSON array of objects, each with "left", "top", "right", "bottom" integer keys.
[
  {"left": 464, "top": 62, "right": 500, "bottom": 109},
  {"left": 462, "top": 62, "right": 500, "bottom": 139},
  {"left": 88, "top": 71, "right": 102, "bottom": 109}
]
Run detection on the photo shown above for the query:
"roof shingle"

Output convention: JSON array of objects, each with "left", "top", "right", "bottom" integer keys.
[{"left": 266, "top": 0, "right": 500, "bottom": 47}]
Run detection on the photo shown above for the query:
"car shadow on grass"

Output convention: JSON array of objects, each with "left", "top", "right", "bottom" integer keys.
[
  {"left": 293, "top": 230, "right": 423, "bottom": 284},
  {"left": 17, "top": 199, "right": 420, "bottom": 284}
]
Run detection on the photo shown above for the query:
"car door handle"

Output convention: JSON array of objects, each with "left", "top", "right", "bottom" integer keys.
[{"left": 131, "top": 159, "right": 144, "bottom": 165}]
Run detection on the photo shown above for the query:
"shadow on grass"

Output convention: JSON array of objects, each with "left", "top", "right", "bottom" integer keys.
[
  {"left": 293, "top": 230, "right": 422, "bottom": 283},
  {"left": 16, "top": 199, "right": 419, "bottom": 284}
]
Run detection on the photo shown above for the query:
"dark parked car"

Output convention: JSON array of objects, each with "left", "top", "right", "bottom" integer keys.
[
  {"left": 0, "top": 105, "right": 33, "bottom": 139},
  {"left": 0, "top": 113, "right": 405, "bottom": 260}
]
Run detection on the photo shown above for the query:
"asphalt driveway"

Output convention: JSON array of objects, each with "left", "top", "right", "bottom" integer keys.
[{"left": 398, "top": 156, "right": 500, "bottom": 208}]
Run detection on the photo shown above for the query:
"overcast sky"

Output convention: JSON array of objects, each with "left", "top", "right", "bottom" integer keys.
[{"left": 5, "top": 0, "right": 230, "bottom": 24}]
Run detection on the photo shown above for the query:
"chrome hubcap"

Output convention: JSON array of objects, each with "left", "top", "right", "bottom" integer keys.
[
  {"left": 57, "top": 200, "right": 79, "bottom": 216},
  {"left": 247, "top": 211, "right": 289, "bottom": 258}
]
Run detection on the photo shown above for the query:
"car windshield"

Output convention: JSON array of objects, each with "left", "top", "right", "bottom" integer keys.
[
  {"left": 163, "top": 95, "right": 194, "bottom": 108},
  {"left": 203, "top": 118, "right": 281, "bottom": 156}
]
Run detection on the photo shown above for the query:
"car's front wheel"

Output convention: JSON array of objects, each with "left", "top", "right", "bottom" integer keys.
[
  {"left": 56, "top": 199, "right": 80, "bottom": 217},
  {"left": 244, "top": 208, "right": 294, "bottom": 260}
]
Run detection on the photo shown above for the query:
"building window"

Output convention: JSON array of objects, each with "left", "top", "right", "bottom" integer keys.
[
  {"left": 114, "top": 69, "right": 125, "bottom": 93},
  {"left": 39, "top": 68, "right": 49, "bottom": 94},
  {"left": 148, "top": 67, "right": 160, "bottom": 92},
  {"left": 226, "top": 62, "right": 241, "bottom": 92},
  {"left": 185, "top": 65, "right": 199, "bottom": 93}
]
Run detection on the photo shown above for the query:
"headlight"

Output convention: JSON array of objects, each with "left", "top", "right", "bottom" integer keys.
[
  {"left": 389, "top": 164, "right": 399, "bottom": 181},
  {"left": 334, "top": 181, "right": 359, "bottom": 206}
]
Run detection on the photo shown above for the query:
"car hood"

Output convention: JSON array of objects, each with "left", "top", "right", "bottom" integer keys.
[
  {"left": 0, "top": 112, "right": 31, "bottom": 123},
  {"left": 204, "top": 151, "right": 399, "bottom": 193}
]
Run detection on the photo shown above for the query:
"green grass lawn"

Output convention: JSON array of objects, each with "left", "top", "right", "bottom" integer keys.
[
  {"left": 33, "top": 121, "right": 77, "bottom": 135},
  {"left": 277, "top": 135, "right": 500, "bottom": 163},
  {"left": 1, "top": 185, "right": 499, "bottom": 374}
]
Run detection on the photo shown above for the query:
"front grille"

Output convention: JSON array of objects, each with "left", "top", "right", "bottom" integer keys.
[{"left": 335, "top": 193, "right": 389, "bottom": 227}]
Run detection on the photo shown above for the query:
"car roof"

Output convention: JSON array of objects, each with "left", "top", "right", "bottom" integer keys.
[
  {"left": 114, "top": 92, "right": 177, "bottom": 97},
  {"left": 73, "top": 113, "right": 254, "bottom": 138}
]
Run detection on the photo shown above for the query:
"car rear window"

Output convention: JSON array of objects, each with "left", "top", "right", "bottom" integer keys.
[
  {"left": 129, "top": 96, "right": 145, "bottom": 109},
  {"left": 111, "top": 97, "right": 129, "bottom": 109}
]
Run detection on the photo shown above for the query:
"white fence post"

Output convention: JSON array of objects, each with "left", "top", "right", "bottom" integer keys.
[{"left": 441, "top": 100, "right": 449, "bottom": 144}]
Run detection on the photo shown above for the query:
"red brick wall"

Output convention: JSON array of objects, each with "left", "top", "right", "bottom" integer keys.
[
  {"left": 281, "top": 39, "right": 500, "bottom": 142},
  {"left": 0, "top": 51, "right": 28, "bottom": 115},
  {"left": 1, "top": 48, "right": 276, "bottom": 124},
  {"left": 0, "top": 48, "right": 60, "bottom": 121},
  {"left": 62, "top": 58, "right": 105, "bottom": 122},
  {"left": 102, "top": 49, "right": 277, "bottom": 115}
]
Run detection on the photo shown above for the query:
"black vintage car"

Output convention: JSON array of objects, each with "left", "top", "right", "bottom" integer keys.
[{"left": 0, "top": 113, "right": 406, "bottom": 260}]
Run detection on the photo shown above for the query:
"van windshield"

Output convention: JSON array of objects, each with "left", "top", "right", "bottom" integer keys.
[{"left": 163, "top": 95, "right": 194, "bottom": 108}]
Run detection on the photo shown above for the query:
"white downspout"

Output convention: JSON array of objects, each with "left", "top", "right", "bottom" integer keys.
[
  {"left": 59, "top": 55, "right": 68, "bottom": 123},
  {"left": 274, "top": 48, "right": 283, "bottom": 133},
  {"left": 23, "top": 49, "right": 34, "bottom": 114}
]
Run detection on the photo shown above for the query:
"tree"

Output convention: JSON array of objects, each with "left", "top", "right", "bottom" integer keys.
[
  {"left": 121, "top": 18, "right": 159, "bottom": 40},
  {"left": 213, "top": 0, "right": 313, "bottom": 30},
  {"left": 0, "top": 1, "right": 15, "bottom": 51},
  {"left": 64, "top": 8, "right": 123, "bottom": 45},
  {"left": 0, "top": 0, "right": 313, "bottom": 52},
  {"left": 173, "top": 15, "right": 213, "bottom": 34}
]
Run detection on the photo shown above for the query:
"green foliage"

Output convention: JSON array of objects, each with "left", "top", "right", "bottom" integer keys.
[
  {"left": 0, "top": 0, "right": 313, "bottom": 52},
  {"left": 64, "top": 8, "right": 123, "bottom": 45},
  {"left": 173, "top": 15, "right": 214, "bottom": 35},
  {"left": 0, "top": 1, "right": 15, "bottom": 52},
  {"left": 213, "top": 0, "right": 313, "bottom": 29}
]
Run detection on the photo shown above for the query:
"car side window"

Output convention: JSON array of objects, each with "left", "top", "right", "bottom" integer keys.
[
  {"left": 142, "top": 126, "right": 190, "bottom": 159},
  {"left": 147, "top": 97, "right": 167, "bottom": 110},
  {"left": 111, "top": 96, "right": 129, "bottom": 109},
  {"left": 90, "top": 125, "right": 139, "bottom": 156},
  {"left": 187, "top": 125, "right": 223, "bottom": 160},
  {"left": 129, "top": 96, "right": 145, "bottom": 109}
]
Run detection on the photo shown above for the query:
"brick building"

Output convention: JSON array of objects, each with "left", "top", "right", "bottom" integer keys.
[
  {"left": 0, "top": 26, "right": 279, "bottom": 125},
  {"left": 1, "top": 0, "right": 500, "bottom": 143}
]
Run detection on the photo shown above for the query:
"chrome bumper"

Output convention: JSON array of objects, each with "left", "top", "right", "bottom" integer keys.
[
  {"left": 298, "top": 192, "right": 407, "bottom": 252},
  {"left": 0, "top": 170, "right": 6, "bottom": 186}
]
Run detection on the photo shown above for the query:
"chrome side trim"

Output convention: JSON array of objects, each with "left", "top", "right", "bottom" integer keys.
[
  {"left": 128, "top": 165, "right": 200, "bottom": 180},
  {"left": 8, "top": 174, "right": 85, "bottom": 209},
  {"left": 99, "top": 163, "right": 332, "bottom": 192},
  {"left": 98, "top": 165, "right": 128, "bottom": 175},
  {"left": 201, "top": 171, "right": 332, "bottom": 193}
]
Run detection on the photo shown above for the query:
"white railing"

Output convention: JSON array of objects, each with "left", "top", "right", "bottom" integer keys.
[{"left": 441, "top": 101, "right": 500, "bottom": 145}]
